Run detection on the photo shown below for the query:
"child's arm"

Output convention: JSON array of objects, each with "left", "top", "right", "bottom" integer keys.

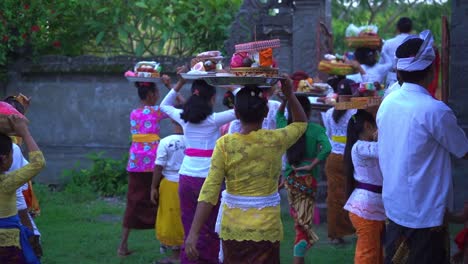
[
  {"left": 151, "top": 140, "right": 169, "bottom": 204},
  {"left": 150, "top": 165, "right": 164, "bottom": 205}
]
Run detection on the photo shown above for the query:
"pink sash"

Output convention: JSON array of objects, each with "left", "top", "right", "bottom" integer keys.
[{"left": 185, "top": 148, "right": 214, "bottom": 157}]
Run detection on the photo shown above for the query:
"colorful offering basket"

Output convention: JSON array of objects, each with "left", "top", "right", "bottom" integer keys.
[
  {"left": 0, "top": 102, "right": 28, "bottom": 135},
  {"left": 125, "top": 61, "right": 161, "bottom": 83},
  {"left": 229, "top": 39, "right": 280, "bottom": 77},
  {"left": 190, "top": 50, "right": 223, "bottom": 72},
  {"left": 318, "top": 60, "right": 356, "bottom": 76}
]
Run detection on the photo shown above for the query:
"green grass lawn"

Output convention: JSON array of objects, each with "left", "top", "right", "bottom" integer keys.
[{"left": 33, "top": 185, "right": 462, "bottom": 264}]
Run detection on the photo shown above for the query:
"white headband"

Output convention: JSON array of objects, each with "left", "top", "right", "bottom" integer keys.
[{"left": 396, "top": 30, "right": 435, "bottom": 72}]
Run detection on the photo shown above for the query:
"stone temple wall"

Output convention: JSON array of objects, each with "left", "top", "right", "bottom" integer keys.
[
  {"left": 449, "top": 0, "right": 468, "bottom": 211},
  {"left": 4, "top": 55, "right": 207, "bottom": 184}
]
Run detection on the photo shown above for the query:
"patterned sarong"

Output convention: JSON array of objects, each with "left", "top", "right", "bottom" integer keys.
[{"left": 384, "top": 219, "right": 450, "bottom": 264}]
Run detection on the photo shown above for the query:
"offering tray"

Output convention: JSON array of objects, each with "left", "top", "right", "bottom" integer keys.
[
  {"left": 203, "top": 76, "right": 284, "bottom": 87},
  {"left": 295, "top": 91, "right": 327, "bottom": 97},
  {"left": 126, "top": 76, "right": 160, "bottom": 83},
  {"left": 180, "top": 72, "right": 217, "bottom": 80}
]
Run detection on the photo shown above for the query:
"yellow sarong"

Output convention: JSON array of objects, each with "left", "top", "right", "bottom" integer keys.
[{"left": 156, "top": 178, "right": 184, "bottom": 247}]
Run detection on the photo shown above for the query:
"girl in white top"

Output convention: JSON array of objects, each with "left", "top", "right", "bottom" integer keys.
[
  {"left": 343, "top": 109, "right": 385, "bottom": 264},
  {"left": 151, "top": 114, "right": 186, "bottom": 264},
  {"left": 323, "top": 79, "right": 357, "bottom": 244},
  {"left": 160, "top": 79, "right": 237, "bottom": 264}
]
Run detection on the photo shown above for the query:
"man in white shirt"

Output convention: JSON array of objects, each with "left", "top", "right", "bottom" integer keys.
[
  {"left": 379, "top": 17, "right": 413, "bottom": 88},
  {"left": 377, "top": 30, "right": 468, "bottom": 264}
]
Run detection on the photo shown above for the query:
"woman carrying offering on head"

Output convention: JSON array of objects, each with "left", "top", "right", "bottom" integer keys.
[
  {"left": 184, "top": 76, "right": 308, "bottom": 264},
  {"left": 118, "top": 78, "right": 184, "bottom": 257},
  {"left": 323, "top": 79, "right": 357, "bottom": 244},
  {"left": 0, "top": 116, "right": 45, "bottom": 264},
  {"left": 346, "top": 47, "right": 392, "bottom": 85},
  {"left": 277, "top": 95, "right": 331, "bottom": 264},
  {"left": 159, "top": 72, "right": 238, "bottom": 264}
]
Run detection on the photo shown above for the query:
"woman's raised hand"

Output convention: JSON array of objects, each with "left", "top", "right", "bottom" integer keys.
[
  {"left": 8, "top": 115, "right": 29, "bottom": 138},
  {"left": 161, "top": 74, "right": 172, "bottom": 89},
  {"left": 279, "top": 74, "right": 294, "bottom": 99}
]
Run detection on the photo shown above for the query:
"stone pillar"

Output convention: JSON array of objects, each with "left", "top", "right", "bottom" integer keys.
[
  {"left": 449, "top": 0, "right": 468, "bottom": 210},
  {"left": 261, "top": 4, "right": 293, "bottom": 73},
  {"left": 292, "top": 0, "right": 329, "bottom": 76}
]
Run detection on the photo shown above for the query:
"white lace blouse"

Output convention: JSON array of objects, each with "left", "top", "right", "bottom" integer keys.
[{"left": 344, "top": 140, "right": 386, "bottom": 221}]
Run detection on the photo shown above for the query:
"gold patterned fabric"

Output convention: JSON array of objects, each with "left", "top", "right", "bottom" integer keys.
[
  {"left": 199, "top": 122, "right": 307, "bottom": 242},
  {"left": 0, "top": 151, "right": 45, "bottom": 248},
  {"left": 325, "top": 153, "right": 355, "bottom": 239}
]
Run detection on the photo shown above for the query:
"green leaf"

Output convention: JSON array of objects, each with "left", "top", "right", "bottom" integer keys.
[
  {"left": 95, "top": 31, "right": 105, "bottom": 45},
  {"left": 135, "top": 41, "right": 145, "bottom": 56},
  {"left": 118, "top": 28, "right": 128, "bottom": 41},
  {"left": 135, "top": 2, "right": 148, "bottom": 8},
  {"left": 96, "top": 8, "right": 108, "bottom": 14}
]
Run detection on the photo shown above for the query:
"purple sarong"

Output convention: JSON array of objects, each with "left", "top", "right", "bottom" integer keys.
[{"left": 179, "top": 174, "right": 221, "bottom": 264}]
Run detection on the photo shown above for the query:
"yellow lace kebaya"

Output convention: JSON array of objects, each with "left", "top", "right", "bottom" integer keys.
[
  {"left": 198, "top": 122, "right": 307, "bottom": 242},
  {"left": 0, "top": 151, "right": 45, "bottom": 248}
]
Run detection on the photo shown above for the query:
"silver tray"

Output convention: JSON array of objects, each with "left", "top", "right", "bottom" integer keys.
[
  {"left": 294, "top": 91, "right": 327, "bottom": 97},
  {"left": 126, "top": 76, "right": 160, "bottom": 83},
  {"left": 180, "top": 73, "right": 216, "bottom": 80},
  {"left": 203, "top": 76, "right": 284, "bottom": 87}
]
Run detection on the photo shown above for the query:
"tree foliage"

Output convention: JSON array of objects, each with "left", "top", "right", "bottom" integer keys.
[
  {"left": 0, "top": 0, "right": 242, "bottom": 66},
  {"left": 332, "top": 0, "right": 451, "bottom": 53}
]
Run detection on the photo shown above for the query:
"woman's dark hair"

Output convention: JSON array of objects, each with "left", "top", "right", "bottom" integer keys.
[
  {"left": 397, "top": 17, "right": 412, "bottom": 33},
  {"left": 286, "top": 95, "right": 310, "bottom": 166},
  {"left": 135, "top": 82, "right": 156, "bottom": 100},
  {"left": 234, "top": 85, "right": 268, "bottom": 123},
  {"left": 343, "top": 110, "right": 376, "bottom": 198},
  {"left": 355, "top": 47, "right": 377, "bottom": 67},
  {"left": 222, "top": 91, "right": 235, "bottom": 109},
  {"left": 327, "top": 75, "right": 346, "bottom": 93},
  {"left": 332, "top": 79, "right": 355, "bottom": 123},
  {"left": 0, "top": 133, "right": 12, "bottom": 156},
  {"left": 3, "top": 96, "right": 25, "bottom": 114},
  {"left": 396, "top": 38, "right": 433, "bottom": 83},
  {"left": 180, "top": 80, "right": 216, "bottom": 124}
]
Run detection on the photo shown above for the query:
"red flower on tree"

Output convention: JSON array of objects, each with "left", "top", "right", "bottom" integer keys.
[
  {"left": 24, "top": 4, "right": 30, "bottom": 10},
  {"left": 31, "top": 25, "right": 40, "bottom": 32},
  {"left": 52, "top": 40, "right": 61, "bottom": 48},
  {"left": 22, "top": 33, "right": 28, "bottom": 39},
  {"left": 2, "top": 35, "right": 8, "bottom": 42}
]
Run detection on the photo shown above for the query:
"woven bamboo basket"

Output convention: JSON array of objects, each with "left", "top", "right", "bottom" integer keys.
[
  {"left": 345, "top": 36, "right": 382, "bottom": 49},
  {"left": 230, "top": 67, "right": 279, "bottom": 77},
  {"left": 335, "top": 97, "right": 382, "bottom": 110},
  {"left": 235, "top": 39, "right": 281, "bottom": 53},
  {"left": 318, "top": 60, "right": 356, "bottom": 76}
]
